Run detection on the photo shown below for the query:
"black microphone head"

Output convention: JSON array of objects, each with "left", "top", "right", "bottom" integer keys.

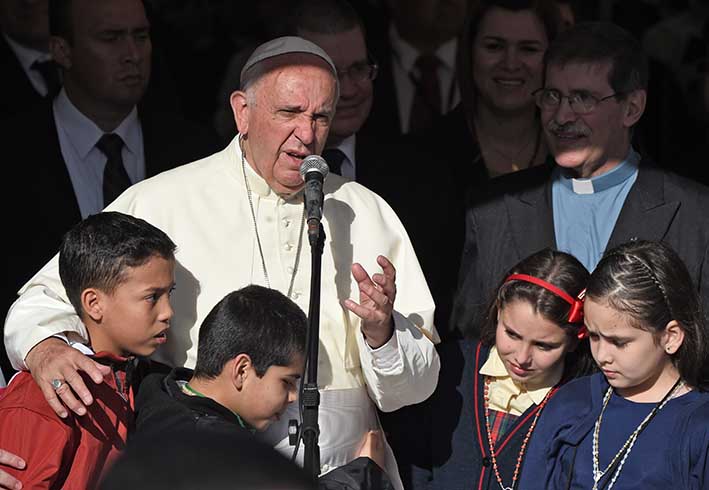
[{"left": 299, "top": 155, "right": 329, "bottom": 180}]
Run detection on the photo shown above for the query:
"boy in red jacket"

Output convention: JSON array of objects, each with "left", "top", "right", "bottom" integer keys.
[{"left": 0, "top": 211, "right": 176, "bottom": 489}]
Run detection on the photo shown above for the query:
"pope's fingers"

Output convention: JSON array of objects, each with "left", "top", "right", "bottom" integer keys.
[
  {"left": 358, "top": 279, "right": 391, "bottom": 308},
  {"left": 376, "top": 255, "right": 396, "bottom": 280},
  {"left": 371, "top": 273, "right": 396, "bottom": 299},
  {"left": 0, "top": 469, "right": 23, "bottom": 490},
  {"left": 351, "top": 263, "right": 373, "bottom": 284},
  {"left": 343, "top": 299, "right": 389, "bottom": 323},
  {"left": 0, "top": 450, "right": 24, "bottom": 470}
]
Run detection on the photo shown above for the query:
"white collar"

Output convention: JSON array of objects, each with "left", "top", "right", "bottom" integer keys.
[
  {"left": 3, "top": 32, "right": 51, "bottom": 73},
  {"left": 330, "top": 134, "right": 356, "bottom": 166},
  {"left": 388, "top": 24, "right": 458, "bottom": 74},
  {"left": 54, "top": 88, "right": 140, "bottom": 159}
]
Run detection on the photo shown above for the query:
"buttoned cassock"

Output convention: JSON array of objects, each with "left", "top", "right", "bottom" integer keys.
[{"left": 4, "top": 136, "right": 440, "bottom": 489}]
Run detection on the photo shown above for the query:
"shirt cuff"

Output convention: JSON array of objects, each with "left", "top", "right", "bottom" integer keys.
[{"left": 363, "top": 325, "right": 401, "bottom": 371}]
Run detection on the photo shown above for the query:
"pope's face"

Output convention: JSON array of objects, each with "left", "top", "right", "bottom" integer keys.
[{"left": 234, "top": 57, "right": 337, "bottom": 196}]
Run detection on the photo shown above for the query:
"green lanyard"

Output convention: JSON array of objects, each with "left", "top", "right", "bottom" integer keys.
[{"left": 183, "top": 382, "right": 255, "bottom": 433}]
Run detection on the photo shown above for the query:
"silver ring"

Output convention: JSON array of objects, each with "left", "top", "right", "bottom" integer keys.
[{"left": 51, "top": 379, "right": 63, "bottom": 391}]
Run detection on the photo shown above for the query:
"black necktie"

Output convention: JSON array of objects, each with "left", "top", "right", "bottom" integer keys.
[
  {"left": 322, "top": 148, "right": 346, "bottom": 176},
  {"left": 409, "top": 54, "right": 442, "bottom": 133},
  {"left": 31, "top": 59, "right": 61, "bottom": 99},
  {"left": 96, "top": 134, "right": 132, "bottom": 207}
]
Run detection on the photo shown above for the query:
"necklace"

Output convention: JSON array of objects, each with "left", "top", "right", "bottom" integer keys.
[
  {"left": 240, "top": 138, "right": 305, "bottom": 298},
  {"left": 591, "top": 378, "right": 684, "bottom": 490},
  {"left": 483, "top": 376, "right": 554, "bottom": 490},
  {"left": 477, "top": 122, "right": 542, "bottom": 173}
]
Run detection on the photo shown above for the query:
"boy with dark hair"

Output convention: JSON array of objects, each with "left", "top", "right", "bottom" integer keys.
[
  {"left": 134, "top": 285, "right": 393, "bottom": 489},
  {"left": 0, "top": 211, "right": 176, "bottom": 489},
  {"left": 136, "top": 285, "right": 305, "bottom": 434}
]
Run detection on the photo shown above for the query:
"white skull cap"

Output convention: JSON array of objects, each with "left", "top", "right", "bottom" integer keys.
[{"left": 240, "top": 36, "right": 338, "bottom": 85}]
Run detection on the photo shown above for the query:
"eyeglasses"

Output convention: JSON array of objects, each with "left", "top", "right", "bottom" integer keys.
[
  {"left": 532, "top": 88, "right": 624, "bottom": 115},
  {"left": 336, "top": 59, "right": 378, "bottom": 83}
]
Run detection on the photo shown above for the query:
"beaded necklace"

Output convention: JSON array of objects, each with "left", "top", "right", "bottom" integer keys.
[
  {"left": 239, "top": 136, "right": 305, "bottom": 298},
  {"left": 483, "top": 376, "right": 555, "bottom": 490},
  {"left": 591, "top": 378, "right": 684, "bottom": 490}
]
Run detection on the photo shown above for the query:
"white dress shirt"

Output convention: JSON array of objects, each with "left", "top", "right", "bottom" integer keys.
[
  {"left": 3, "top": 33, "right": 53, "bottom": 96},
  {"left": 388, "top": 24, "right": 460, "bottom": 134},
  {"left": 53, "top": 89, "right": 145, "bottom": 217},
  {"left": 328, "top": 134, "right": 357, "bottom": 181}
]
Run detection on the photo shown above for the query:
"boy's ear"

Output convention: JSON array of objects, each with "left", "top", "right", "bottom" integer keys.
[
  {"left": 81, "top": 288, "right": 103, "bottom": 321},
  {"left": 662, "top": 320, "right": 685, "bottom": 355},
  {"left": 231, "top": 353, "right": 253, "bottom": 391}
]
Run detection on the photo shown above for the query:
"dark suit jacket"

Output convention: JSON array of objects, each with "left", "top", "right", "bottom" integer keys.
[
  {"left": 0, "top": 35, "right": 46, "bottom": 117},
  {"left": 2, "top": 102, "right": 220, "bottom": 375},
  {"left": 451, "top": 161, "right": 709, "bottom": 337}
]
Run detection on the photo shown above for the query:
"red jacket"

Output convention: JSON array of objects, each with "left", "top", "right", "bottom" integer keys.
[{"left": 0, "top": 352, "right": 134, "bottom": 490}]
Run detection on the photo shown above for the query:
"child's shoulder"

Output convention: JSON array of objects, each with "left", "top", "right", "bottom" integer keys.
[
  {"left": 0, "top": 371, "right": 61, "bottom": 419},
  {"left": 0, "top": 372, "right": 74, "bottom": 446},
  {"left": 546, "top": 373, "right": 605, "bottom": 418},
  {"left": 675, "top": 390, "right": 709, "bottom": 428}
]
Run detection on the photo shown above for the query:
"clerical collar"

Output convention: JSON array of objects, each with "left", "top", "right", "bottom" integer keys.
[{"left": 556, "top": 149, "right": 640, "bottom": 195}]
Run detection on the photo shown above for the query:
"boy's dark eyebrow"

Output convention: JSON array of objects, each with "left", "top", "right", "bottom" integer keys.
[{"left": 143, "top": 283, "right": 176, "bottom": 293}]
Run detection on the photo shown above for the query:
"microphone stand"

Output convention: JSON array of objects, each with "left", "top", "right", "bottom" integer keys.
[{"left": 302, "top": 221, "right": 325, "bottom": 479}]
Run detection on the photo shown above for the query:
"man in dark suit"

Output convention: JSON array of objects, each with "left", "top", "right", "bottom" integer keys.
[
  {"left": 2, "top": 0, "right": 219, "bottom": 377},
  {"left": 365, "top": 0, "right": 466, "bottom": 137},
  {"left": 451, "top": 22, "right": 709, "bottom": 338},
  {"left": 0, "top": 0, "right": 59, "bottom": 115}
]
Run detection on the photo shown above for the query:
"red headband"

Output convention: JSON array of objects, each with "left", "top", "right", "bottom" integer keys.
[{"left": 504, "top": 274, "right": 588, "bottom": 338}]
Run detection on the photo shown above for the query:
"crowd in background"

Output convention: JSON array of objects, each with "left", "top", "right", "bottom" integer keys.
[{"left": 0, "top": 0, "right": 708, "bottom": 489}]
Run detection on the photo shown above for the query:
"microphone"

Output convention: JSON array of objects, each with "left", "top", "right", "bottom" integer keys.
[{"left": 299, "top": 155, "right": 329, "bottom": 247}]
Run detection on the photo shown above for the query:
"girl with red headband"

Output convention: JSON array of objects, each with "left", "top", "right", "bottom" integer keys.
[
  {"left": 405, "top": 248, "right": 593, "bottom": 490},
  {"left": 519, "top": 240, "right": 709, "bottom": 489}
]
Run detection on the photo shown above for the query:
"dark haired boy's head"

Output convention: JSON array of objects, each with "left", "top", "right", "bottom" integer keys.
[
  {"left": 59, "top": 211, "right": 176, "bottom": 357},
  {"left": 190, "top": 285, "right": 307, "bottom": 430}
]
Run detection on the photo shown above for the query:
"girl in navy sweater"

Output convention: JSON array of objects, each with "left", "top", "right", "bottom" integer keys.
[{"left": 519, "top": 240, "right": 709, "bottom": 489}]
